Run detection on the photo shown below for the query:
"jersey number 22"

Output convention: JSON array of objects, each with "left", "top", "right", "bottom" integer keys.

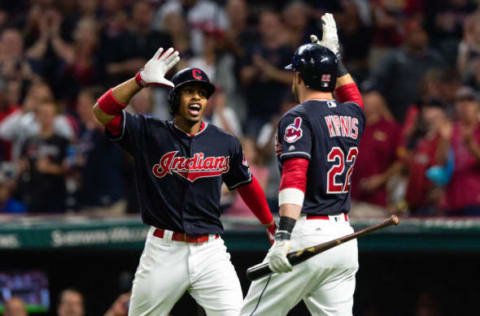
[{"left": 326, "top": 146, "right": 358, "bottom": 194}]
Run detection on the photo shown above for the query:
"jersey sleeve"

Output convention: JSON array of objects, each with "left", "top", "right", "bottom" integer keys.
[
  {"left": 276, "top": 113, "right": 312, "bottom": 161},
  {"left": 223, "top": 137, "right": 252, "bottom": 190},
  {"left": 105, "top": 111, "right": 145, "bottom": 155}
]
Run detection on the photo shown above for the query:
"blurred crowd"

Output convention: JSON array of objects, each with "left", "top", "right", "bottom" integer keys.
[
  {"left": 1, "top": 0, "right": 480, "bottom": 218},
  {"left": 3, "top": 288, "right": 130, "bottom": 316},
  {"left": 2, "top": 287, "right": 444, "bottom": 316}
]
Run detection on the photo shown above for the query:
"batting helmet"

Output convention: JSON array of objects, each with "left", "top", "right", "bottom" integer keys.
[
  {"left": 167, "top": 68, "right": 215, "bottom": 115},
  {"left": 285, "top": 43, "right": 338, "bottom": 92}
]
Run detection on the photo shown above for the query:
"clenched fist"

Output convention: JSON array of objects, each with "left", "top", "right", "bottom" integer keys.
[{"left": 267, "top": 240, "right": 293, "bottom": 273}]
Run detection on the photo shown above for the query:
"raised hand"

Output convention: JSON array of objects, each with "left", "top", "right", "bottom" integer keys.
[
  {"left": 135, "top": 47, "right": 180, "bottom": 88},
  {"left": 310, "top": 13, "right": 340, "bottom": 56}
]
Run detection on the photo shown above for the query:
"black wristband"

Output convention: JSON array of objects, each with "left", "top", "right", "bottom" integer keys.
[
  {"left": 337, "top": 59, "right": 348, "bottom": 77},
  {"left": 274, "top": 216, "right": 297, "bottom": 240}
]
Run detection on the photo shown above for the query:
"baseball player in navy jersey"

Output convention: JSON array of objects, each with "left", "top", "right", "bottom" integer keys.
[
  {"left": 92, "top": 47, "right": 276, "bottom": 316},
  {"left": 240, "top": 14, "right": 365, "bottom": 316}
]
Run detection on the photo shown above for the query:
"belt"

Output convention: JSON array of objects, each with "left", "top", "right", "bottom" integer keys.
[
  {"left": 153, "top": 228, "right": 219, "bottom": 243},
  {"left": 306, "top": 213, "right": 348, "bottom": 222}
]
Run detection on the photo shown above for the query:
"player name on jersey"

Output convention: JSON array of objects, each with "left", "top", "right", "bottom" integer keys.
[
  {"left": 152, "top": 151, "right": 230, "bottom": 182},
  {"left": 324, "top": 115, "right": 359, "bottom": 139}
]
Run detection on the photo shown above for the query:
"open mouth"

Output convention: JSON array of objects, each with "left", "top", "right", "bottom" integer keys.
[{"left": 188, "top": 103, "right": 201, "bottom": 116}]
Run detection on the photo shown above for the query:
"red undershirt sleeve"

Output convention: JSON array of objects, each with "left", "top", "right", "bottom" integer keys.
[
  {"left": 97, "top": 89, "right": 128, "bottom": 115},
  {"left": 237, "top": 176, "right": 274, "bottom": 225},
  {"left": 335, "top": 83, "right": 364, "bottom": 110},
  {"left": 279, "top": 158, "right": 309, "bottom": 206},
  {"left": 105, "top": 115, "right": 122, "bottom": 136}
]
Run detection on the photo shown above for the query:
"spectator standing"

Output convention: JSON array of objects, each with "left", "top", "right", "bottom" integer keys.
[
  {"left": 154, "top": 0, "right": 227, "bottom": 56},
  {"left": 282, "top": 1, "right": 313, "bottom": 49},
  {"left": 429, "top": 0, "right": 477, "bottom": 65},
  {"left": 223, "top": 0, "right": 256, "bottom": 59},
  {"left": 439, "top": 87, "right": 480, "bottom": 215},
  {"left": 458, "top": 12, "right": 480, "bottom": 91},
  {"left": 336, "top": 1, "right": 373, "bottom": 82},
  {"left": 368, "top": 18, "right": 445, "bottom": 122},
  {"left": 351, "top": 90, "right": 402, "bottom": 208},
  {"left": 404, "top": 100, "right": 449, "bottom": 216},
  {"left": 457, "top": 11, "right": 480, "bottom": 72},
  {"left": 186, "top": 29, "right": 220, "bottom": 82},
  {"left": 18, "top": 101, "right": 69, "bottom": 213},
  {"left": 0, "top": 81, "right": 74, "bottom": 160},
  {"left": 401, "top": 68, "right": 461, "bottom": 146},
  {"left": 50, "top": 16, "right": 103, "bottom": 100},
  {"left": 219, "top": 0, "right": 255, "bottom": 123},
  {"left": 0, "top": 80, "right": 20, "bottom": 161},
  {"left": 239, "top": 9, "right": 293, "bottom": 136},
  {"left": 105, "top": 0, "right": 172, "bottom": 84},
  {"left": 72, "top": 87, "right": 126, "bottom": 214},
  {"left": 161, "top": 11, "right": 192, "bottom": 64},
  {"left": 0, "top": 28, "right": 35, "bottom": 82}
]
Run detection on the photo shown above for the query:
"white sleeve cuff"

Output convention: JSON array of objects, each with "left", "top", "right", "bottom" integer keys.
[{"left": 278, "top": 188, "right": 305, "bottom": 207}]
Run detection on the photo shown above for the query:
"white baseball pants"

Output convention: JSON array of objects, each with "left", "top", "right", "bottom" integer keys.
[
  {"left": 128, "top": 227, "right": 243, "bottom": 316},
  {"left": 241, "top": 214, "right": 359, "bottom": 316}
]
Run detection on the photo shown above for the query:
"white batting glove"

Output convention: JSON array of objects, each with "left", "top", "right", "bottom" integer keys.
[
  {"left": 135, "top": 47, "right": 180, "bottom": 88},
  {"left": 310, "top": 13, "right": 340, "bottom": 56},
  {"left": 267, "top": 240, "right": 293, "bottom": 273}
]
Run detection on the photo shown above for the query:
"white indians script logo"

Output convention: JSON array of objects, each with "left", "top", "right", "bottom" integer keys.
[{"left": 152, "top": 151, "right": 230, "bottom": 182}]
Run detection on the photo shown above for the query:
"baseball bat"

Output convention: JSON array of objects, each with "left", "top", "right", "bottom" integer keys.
[{"left": 246, "top": 215, "right": 399, "bottom": 281}]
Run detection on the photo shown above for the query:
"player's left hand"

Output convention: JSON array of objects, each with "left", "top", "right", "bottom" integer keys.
[
  {"left": 267, "top": 240, "right": 293, "bottom": 273},
  {"left": 311, "top": 13, "right": 340, "bottom": 56},
  {"left": 265, "top": 221, "right": 277, "bottom": 245}
]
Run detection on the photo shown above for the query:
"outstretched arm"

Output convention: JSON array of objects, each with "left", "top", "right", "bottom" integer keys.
[{"left": 93, "top": 47, "right": 180, "bottom": 126}]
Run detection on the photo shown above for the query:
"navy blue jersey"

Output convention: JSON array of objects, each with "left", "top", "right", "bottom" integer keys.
[
  {"left": 276, "top": 100, "right": 365, "bottom": 215},
  {"left": 107, "top": 112, "right": 251, "bottom": 234}
]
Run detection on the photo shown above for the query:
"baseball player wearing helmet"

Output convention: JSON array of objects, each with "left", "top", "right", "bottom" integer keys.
[
  {"left": 92, "top": 47, "right": 276, "bottom": 316},
  {"left": 240, "top": 14, "right": 365, "bottom": 316}
]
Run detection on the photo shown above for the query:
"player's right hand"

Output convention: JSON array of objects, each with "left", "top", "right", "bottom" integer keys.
[
  {"left": 267, "top": 240, "right": 293, "bottom": 273},
  {"left": 135, "top": 47, "right": 180, "bottom": 88},
  {"left": 311, "top": 13, "right": 340, "bottom": 56}
]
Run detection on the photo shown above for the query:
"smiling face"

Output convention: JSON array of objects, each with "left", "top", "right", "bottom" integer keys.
[{"left": 176, "top": 83, "right": 209, "bottom": 124}]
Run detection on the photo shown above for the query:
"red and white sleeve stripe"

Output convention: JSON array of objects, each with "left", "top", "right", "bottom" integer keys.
[{"left": 278, "top": 158, "right": 309, "bottom": 206}]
